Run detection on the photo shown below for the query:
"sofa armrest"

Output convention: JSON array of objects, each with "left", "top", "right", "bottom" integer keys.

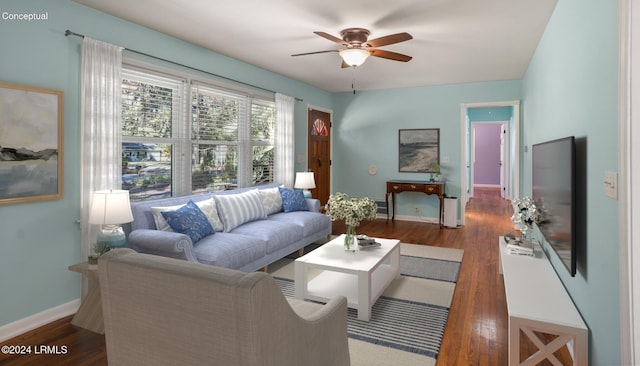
[
  {"left": 128, "top": 229, "right": 198, "bottom": 262},
  {"left": 285, "top": 295, "right": 350, "bottom": 365},
  {"left": 305, "top": 198, "right": 321, "bottom": 212}
]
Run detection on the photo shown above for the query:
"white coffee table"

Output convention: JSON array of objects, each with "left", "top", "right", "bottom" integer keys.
[{"left": 294, "top": 235, "right": 400, "bottom": 321}]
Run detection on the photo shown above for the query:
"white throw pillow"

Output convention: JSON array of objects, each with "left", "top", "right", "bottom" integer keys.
[
  {"left": 214, "top": 190, "right": 266, "bottom": 232},
  {"left": 151, "top": 197, "right": 224, "bottom": 232},
  {"left": 258, "top": 187, "right": 283, "bottom": 215}
]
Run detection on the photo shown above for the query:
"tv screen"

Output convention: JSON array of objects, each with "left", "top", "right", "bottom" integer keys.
[{"left": 532, "top": 136, "right": 576, "bottom": 277}]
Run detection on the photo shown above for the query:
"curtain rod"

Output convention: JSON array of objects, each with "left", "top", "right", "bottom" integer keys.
[{"left": 64, "top": 30, "right": 303, "bottom": 102}]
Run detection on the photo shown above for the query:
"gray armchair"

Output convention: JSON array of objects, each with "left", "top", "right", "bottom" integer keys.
[{"left": 99, "top": 249, "right": 350, "bottom": 366}]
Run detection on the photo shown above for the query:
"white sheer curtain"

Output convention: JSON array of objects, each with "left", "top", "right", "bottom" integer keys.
[
  {"left": 79, "top": 37, "right": 123, "bottom": 287},
  {"left": 274, "top": 93, "right": 295, "bottom": 187}
]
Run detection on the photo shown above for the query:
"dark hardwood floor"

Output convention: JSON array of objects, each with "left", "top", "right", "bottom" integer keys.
[{"left": 0, "top": 187, "right": 566, "bottom": 365}]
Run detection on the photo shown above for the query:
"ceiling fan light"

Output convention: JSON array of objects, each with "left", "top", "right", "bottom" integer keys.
[{"left": 339, "top": 48, "right": 371, "bottom": 66}]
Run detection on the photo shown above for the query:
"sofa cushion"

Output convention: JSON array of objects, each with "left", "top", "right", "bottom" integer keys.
[
  {"left": 258, "top": 187, "right": 283, "bottom": 215},
  {"left": 192, "top": 233, "right": 267, "bottom": 269},
  {"left": 231, "top": 220, "right": 303, "bottom": 254},
  {"left": 266, "top": 211, "right": 331, "bottom": 237},
  {"left": 151, "top": 197, "right": 224, "bottom": 232},
  {"left": 161, "top": 201, "right": 215, "bottom": 244},
  {"left": 214, "top": 190, "right": 266, "bottom": 232},
  {"left": 278, "top": 187, "right": 308, "bottom": 212}
]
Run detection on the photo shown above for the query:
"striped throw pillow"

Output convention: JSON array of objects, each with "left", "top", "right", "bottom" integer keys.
[{"left": 214, "top": 190, "right": 266, "bottom": 232}]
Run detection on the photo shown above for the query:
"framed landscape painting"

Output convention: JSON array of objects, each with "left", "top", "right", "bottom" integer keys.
[
  {"left": 398, "top": 128, "right": 440, "bottom": 172},
  {"left": 0, "top": 82, "right": 64, "bottom": 205}
]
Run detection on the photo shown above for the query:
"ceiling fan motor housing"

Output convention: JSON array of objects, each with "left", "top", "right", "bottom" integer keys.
[{"left": 340, "top": 28, "right": 370, "bottom": 47}]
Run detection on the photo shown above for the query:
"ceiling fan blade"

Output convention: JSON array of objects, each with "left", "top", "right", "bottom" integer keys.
[
  {"left": 341, "top": 60, "right": 351, "bottom": 68},
  {"left": 366, "top": 32, "right": 413, "bottom": 48},
  {"left": 370, "top": 49, "right": 412, "bottom": 62},
  {"left": 314, "top": 31, "right": 348, "bottom": 45},
  {"left": 291, "top": 50, "right": 338, "bottom": 57}
]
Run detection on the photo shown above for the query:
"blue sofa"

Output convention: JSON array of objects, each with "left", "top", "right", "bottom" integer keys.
[{"left": 128, "top": 183, "right": 331, "bottom": 272}]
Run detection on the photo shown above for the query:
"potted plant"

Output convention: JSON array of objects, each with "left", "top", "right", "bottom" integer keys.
[
  {"left": 429, "top": 163, "right": 441, "bottom": 182},
  {"left": 88, "top": 242, "right": 111, "bottom": 269}
]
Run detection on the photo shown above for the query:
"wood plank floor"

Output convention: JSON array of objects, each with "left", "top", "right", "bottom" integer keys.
[{"left": 0, "top": 187, "right": 566, "bottom": 365}]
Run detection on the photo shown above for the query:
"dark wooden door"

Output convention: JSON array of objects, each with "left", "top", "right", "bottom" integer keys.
[{"left": 307, "top": 108, "right": 331, "bottom": 206}]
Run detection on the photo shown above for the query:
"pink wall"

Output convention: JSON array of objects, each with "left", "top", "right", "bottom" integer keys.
[{"left": 473, "top": 124, "right": 501, "bottom": 185}]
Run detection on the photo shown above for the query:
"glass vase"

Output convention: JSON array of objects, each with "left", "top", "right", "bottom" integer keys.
[{"left": 344, "top": 225, "right": 358, "bottom": 252}]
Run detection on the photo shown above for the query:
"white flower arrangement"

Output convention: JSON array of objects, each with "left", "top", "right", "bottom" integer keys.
[
  {"left": 511, "top": 196, "right": 540, "bottom": 237},
  {"left": 325, "top": 192, "right": 378, "bottom": 227}
]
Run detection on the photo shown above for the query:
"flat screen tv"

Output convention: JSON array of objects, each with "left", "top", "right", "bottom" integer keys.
[{"left": 532, "top": 136, "right": 576, "bottom": 277}]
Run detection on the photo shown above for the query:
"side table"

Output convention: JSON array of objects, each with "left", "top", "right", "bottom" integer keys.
[{"left": 68, "top": 262, "right": 104, "bottom": 334}]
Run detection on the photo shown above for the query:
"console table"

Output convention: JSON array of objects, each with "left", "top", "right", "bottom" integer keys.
[
  {"left": 385, "top": 180, "right": 444, "bottom": 225},
  {"left": 498, "top": 236, "right": 588, "bottom": 365}
]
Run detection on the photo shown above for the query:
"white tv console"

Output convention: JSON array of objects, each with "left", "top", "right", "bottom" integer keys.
[{"left": 498, "top": 236, "right": 588, "bottom": 366}]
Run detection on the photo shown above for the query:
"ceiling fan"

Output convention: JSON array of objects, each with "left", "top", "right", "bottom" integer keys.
[{"left": 292, "top": 28, "right": 413, "bottom": 68}]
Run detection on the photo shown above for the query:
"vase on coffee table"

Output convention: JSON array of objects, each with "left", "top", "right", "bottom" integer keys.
[{"left": 344, "top": 225, "right": 358, "bottom": 252}]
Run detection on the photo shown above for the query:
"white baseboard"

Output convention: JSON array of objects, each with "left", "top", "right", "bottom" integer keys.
[
  {"left": 0, "top": 299, "right": 80, "bottom": 342},
  {"left": 474, "top": 184, "right": 500, "bottom": 188},
  {"left": 391, "top": 214, "right": 439, "bottom": 224}
]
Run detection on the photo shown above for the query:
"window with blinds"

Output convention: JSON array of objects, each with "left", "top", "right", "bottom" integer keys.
[{"left": 120, "top": 64, "right": 275, "bottom": 201}]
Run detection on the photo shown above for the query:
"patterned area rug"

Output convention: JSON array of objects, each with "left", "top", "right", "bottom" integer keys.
[{"left": 269, "top": 243, "right": 463, "bottom": 366}]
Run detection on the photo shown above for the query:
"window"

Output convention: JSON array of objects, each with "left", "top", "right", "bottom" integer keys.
[{"left": 121, "top": 64, "right": 275, "bottom": 201}]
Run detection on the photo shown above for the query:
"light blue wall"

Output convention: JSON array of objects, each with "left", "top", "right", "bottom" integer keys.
[
  {"left": 0, "top": 0, "right": 330, "bottom": 327},
  {"left": 522, "top": 0, "right": 619, "bottom": 364},
  {"left": 331, "top": 81, "right": 521, "bottom": 219}
]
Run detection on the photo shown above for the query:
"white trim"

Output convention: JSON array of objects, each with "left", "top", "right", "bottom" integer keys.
[
  {"left": 620, "top": 0, "right": 637, "bottom": 364},
  {"left": 460, "top": 101, "right": 520, "bottom": 226},
  {"left": 0, "top": 300, "right": 80, "bottom": 342},
  {"left": 474, "top": 184, "right": 501, "bottom": 188}
]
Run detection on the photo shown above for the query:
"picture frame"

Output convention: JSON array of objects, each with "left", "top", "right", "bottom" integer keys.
[
  {"left": 0, "top": 81, "right": 64, "bottom": 205},
  {"left": 398, "top": 128, "right": 440, "bottom": 173}
]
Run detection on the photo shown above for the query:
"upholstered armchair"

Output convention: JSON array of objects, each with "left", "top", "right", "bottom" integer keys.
[{"left": 98, "top": 249, "right": 350, "bottom": 366}]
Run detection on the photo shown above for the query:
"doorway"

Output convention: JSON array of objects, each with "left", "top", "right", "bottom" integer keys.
[
  {"left": 459, "top": 101, "right": 520, "bottom": 226},
  {"left": 307, "top": 107, "right": 331, "bottom": 206}
]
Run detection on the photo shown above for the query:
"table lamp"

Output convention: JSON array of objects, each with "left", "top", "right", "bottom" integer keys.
[
  {"left": 294, "top": 172, "right": 316, "bottom": 198},
  {"left": 89, "top": 189, "right": 134, "bottom": 249}
]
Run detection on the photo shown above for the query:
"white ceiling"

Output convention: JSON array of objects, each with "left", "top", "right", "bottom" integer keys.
[{"left": 75, "top": 0, "right": 557, "bottom": 93}]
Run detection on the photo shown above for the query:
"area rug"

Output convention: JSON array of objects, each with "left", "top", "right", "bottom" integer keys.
[{"left": 269, "top": 243, "right": 464, "bottom": 366}]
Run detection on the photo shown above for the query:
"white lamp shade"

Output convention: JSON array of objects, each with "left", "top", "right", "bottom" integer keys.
[
  {"left": 294, "top": 172, "right": 316, "bottom": 190},
  {"left": 88, "top": 190, "right": 134, "bottom": 225},
  {"left": 339, "top": 48, "right": 371, "bottom": 67}
]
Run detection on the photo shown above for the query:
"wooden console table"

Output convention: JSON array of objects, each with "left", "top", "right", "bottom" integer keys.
[
  {"left": 498, "top": 236, "right": 588, "bottom": 365},
  {"left": 385, "top": 180, "right": 444, "bottom": 225}
]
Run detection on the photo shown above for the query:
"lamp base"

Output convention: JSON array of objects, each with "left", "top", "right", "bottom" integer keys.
[
  {"left": 302, "top": 189, "right": 312, "bottom": 198},
  {"left": 97, "top": 225, "right": 126, "bottom": 249}
]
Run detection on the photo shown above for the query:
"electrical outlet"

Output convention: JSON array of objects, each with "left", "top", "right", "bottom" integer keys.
[{"left": 413, "top": 206, "right": 419, "bottom": 213}]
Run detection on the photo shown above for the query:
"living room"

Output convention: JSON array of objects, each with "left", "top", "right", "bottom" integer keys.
[{"left": 0, "top": 0, "right": 633, "bottom": 365}]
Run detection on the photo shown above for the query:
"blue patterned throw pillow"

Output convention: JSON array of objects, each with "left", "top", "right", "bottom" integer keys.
[
  {"left": 278, "top": 187, "right": 309, "bottom": 212},
  {"left": 161, "top": 200, "right": 215, "bottom": 243}
]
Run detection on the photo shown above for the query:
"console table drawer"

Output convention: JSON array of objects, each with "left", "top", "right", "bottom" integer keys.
[
  {"left": 425, "top": 185, "right": 442, "bottom": 195},
  {"left": 401, "top": 183, "right": 423, "bottom": 192},
  {"left": 387, "top": 183, "right": 403, "bottom": 192}
]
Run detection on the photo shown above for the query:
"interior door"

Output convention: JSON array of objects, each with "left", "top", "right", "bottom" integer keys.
[{"left": 308, "top": 108, "right": 331, "bottom": 206}]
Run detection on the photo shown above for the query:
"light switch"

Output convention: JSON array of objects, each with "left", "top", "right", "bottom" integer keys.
[{"left": 604, "top": 171, "right": 618, "bottom": 199}]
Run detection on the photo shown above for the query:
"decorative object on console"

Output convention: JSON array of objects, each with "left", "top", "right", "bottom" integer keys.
[
  {"left": 325, "top": 192, "right": 377, "bottom": 252},
  {"left": 89, "top": 189, "right": 134, "bottom": 250},
  {"left": 510, "top": 196, "right": 540, "bottom": 243},
  {"left": 429, "top": 163, "right": 441, "bottom": 182},
  {"left": 293, "top": 171, "right": 316, "bottom": 198}
]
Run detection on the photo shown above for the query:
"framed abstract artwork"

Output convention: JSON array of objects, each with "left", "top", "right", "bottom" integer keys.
[
  {"left": 0, "top": 82, "right": 64, "bottom": 205},
  {"left": 398, "top": 128, "right": 440, "bottom": 173}
]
